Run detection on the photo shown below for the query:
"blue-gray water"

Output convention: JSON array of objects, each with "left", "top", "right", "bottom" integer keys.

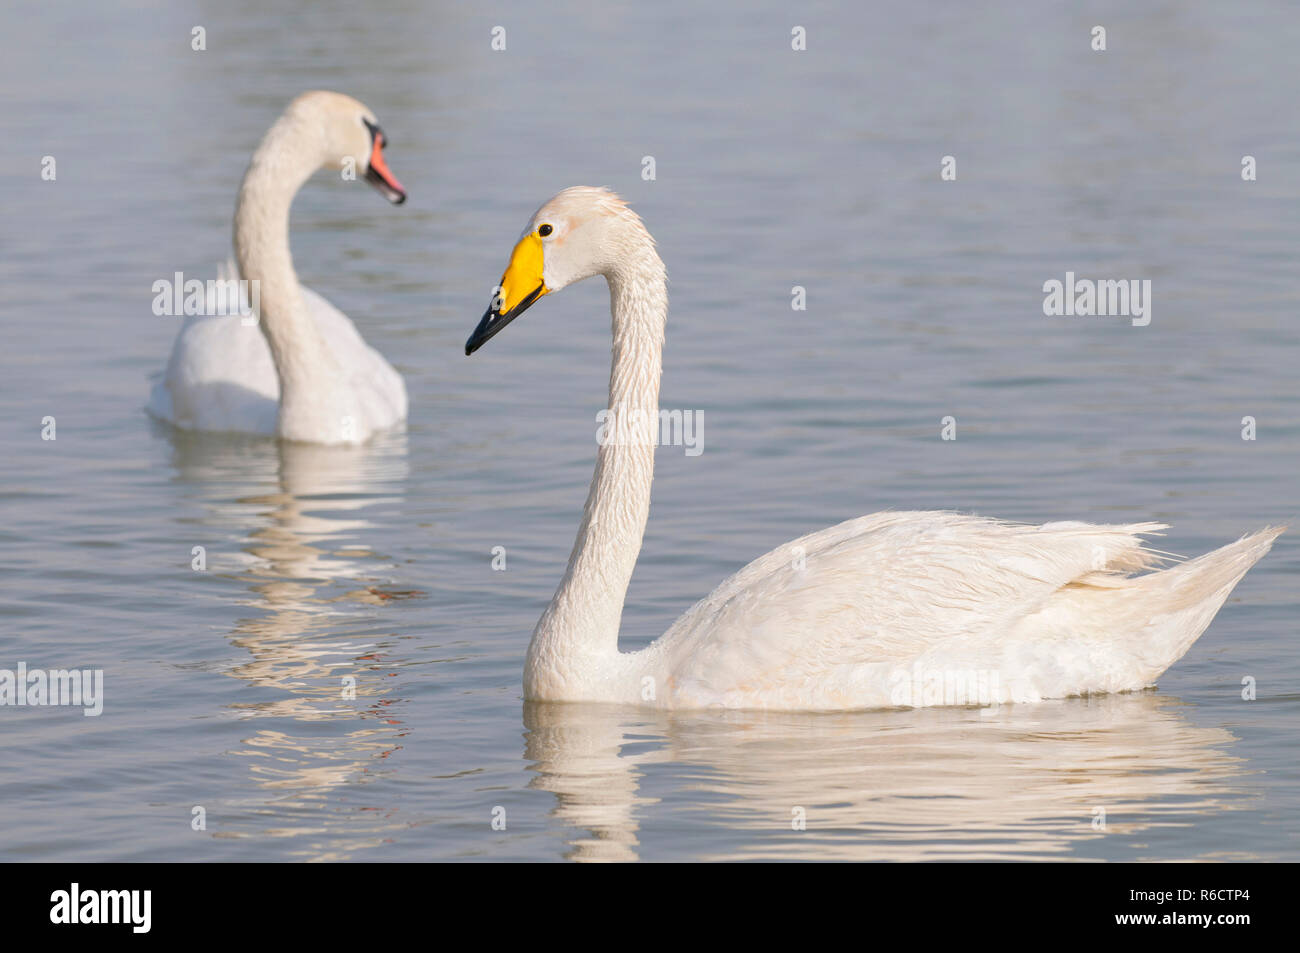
[{"left": 1, "top": 0, "right": 1297, "bottom": 861}]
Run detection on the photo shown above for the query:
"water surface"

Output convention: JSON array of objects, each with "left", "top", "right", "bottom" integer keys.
[{"left": 0, "top": 0, "right": 1297, "bottom": 861}]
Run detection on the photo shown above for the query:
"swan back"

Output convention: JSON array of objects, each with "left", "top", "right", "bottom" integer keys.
[
  {"left": 652, "top": 514, "right": 1282, "bottom": 710},
  {"left": 466, "top": 188, "right": 1282, "bottom": 712}
]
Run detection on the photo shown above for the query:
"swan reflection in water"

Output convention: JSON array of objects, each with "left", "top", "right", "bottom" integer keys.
[
  {"left": 524, "top": 692, "right": 1247, "bottom": 862},
  {"left": 162, "top": 429, "right": 1251, "bottom": 862},
  {"left": 167, "top": 428, "right": 412, "bottom": 859}
]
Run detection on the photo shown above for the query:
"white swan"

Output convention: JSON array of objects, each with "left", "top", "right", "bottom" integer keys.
[
  {"left": 148, "top": 91, "right": 408, "bottom": 445},
  {"left": 466, "top": 186, "right": 1283, "bottom": 711}
]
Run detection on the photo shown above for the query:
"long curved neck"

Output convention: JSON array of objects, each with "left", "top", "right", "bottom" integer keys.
[
  {"left": 526, "top": 243, "right": 667, "bottom": 695},
  {"left": 234, "top": 116, "right": 344, "bottom": 440}
]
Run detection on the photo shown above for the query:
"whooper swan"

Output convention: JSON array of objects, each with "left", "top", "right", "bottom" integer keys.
[{"left": 465, "top": 186, "right": 1282, "bottom": 711}]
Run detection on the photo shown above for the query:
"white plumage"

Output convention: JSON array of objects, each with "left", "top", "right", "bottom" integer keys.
[
  {"left": 149, "top": 273, "right": 406, "bottom": 439},
  {"left": 147, "top": 91, "right": 407, "bottom": 445},
  {"left": 647, "top": 512, "right": 1281, "bottom": 709},
  {"left": 469, "top": 187, "right": 1282, "bottom": 711}
]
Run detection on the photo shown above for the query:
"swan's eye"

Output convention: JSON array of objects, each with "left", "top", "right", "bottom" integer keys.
[
  {"left": 538, "top": 224, "right": 553, "bottom": 237},
  {"left": 362, "top": 117, "right": 386, "bottom": 147}
]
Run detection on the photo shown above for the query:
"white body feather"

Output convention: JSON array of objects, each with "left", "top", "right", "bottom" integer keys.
[
  {"left": 611, "top": 513, "right": 1282, "bottom": 709},
  {"left": 500, "top": 188, "right": 1282, "bottom": 712},
  {"left": 146, "top": 92, "right": 407, "bottom": 445},
  {"left": 148, "top": 274, "right": 406, "bottom": 439}
]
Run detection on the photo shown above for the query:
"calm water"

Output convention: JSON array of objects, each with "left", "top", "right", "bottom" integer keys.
[{"left": 1, "top": 0, "right": 1298, "bottom": 861}]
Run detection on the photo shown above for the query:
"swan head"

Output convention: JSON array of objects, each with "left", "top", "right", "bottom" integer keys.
[
  {"left": 465, "top": 187, "right": 652, "bottom": 355},
  {"left": 286, "top": 90, "right": 406, "bottom": 205}
]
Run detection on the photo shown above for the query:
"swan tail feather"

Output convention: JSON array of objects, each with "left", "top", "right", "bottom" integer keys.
[
  {"left": 1052, "top": 520, "right": 1170, "bottom": 588},
  {"left": 1135, "top": 525, "right": 1284, "bottom": 677}
]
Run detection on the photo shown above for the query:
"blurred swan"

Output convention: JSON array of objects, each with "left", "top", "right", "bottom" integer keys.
[
  {"left": 467, "top": 186, "right": 1283, "bottom": 711},
  {"left": 148, "top": 91, "right": 408, "bottom": 445}
]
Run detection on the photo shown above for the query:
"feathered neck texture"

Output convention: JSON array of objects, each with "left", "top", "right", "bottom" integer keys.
[{"left": 525, "top": 229, "right": 668, "bottom": 697}]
